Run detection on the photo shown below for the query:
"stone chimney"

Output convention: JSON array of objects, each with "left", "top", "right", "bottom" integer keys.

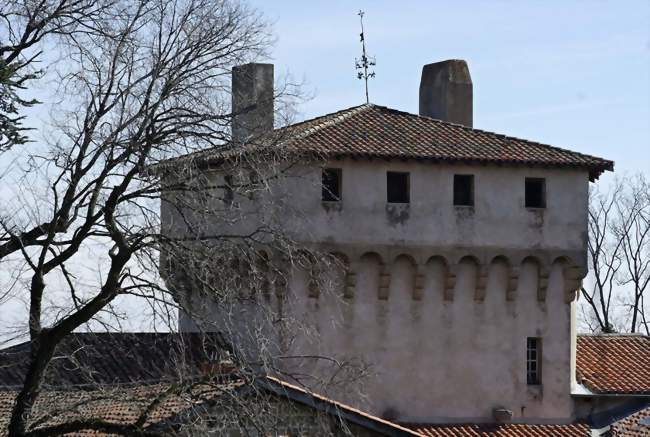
[
  {"left": 231, "top": 63, "right": 274, "bottom": 143},
  {"left": 419, "top": 59, "right": 473, "bottom": 127}
]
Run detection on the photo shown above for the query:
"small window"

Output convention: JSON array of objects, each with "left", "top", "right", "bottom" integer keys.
[
  {"left": 526, "top": 337, "right": 542, "bottom": 385},
  {"left": 387, "top": 172, "right": 410, "bottom": 204},
  {"left": 224, "top": 174, "right": 234, "bottom": 205},
  {"left": 247, "top": 171, "right": 260, "bottom": 199},
  {"left": 525, "top": 178, "right": 546, "bottom": 208},
  {"left": 322, "top": 168, "right": 342, "bottom": 202},
  {"left": 453, "top": 174, "right": 474, "bottom": 206}
]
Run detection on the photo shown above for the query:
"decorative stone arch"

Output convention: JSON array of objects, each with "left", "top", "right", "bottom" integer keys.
[
  {"left": 393, "top": 253, "right": 417, "bottom": 264},
  {"left": 292, "top": 249, "right": 320, "bottom": 299},
  {"left": 457, "top": 255, "right": 483, "bottom": 301},
  {"left": 272, "top": 254, "right": 290, "bottom": 298},
  {"left": 360, "top": 252, "right": 389, "bottom": 300},
  {"left": 228, "top": 255, "right": 252, "bottom": 299},
  {"left": 426, "top": 255, "right": 453, "bottom": 301},
  {"left": 489, "top": 255, "right": 517, "bottom": 301},
  {"left": 522, "top": 256, "right": 546, "bottom": 302},
  {"left": 330, "top": 252, "right": 355, "bottom": 299},
  {"left": 392, "top": 253, "right": 420, "bottom": 300},
  {"left": 552, "top": 256, "right": 586, "bottom": 303},
  {"left": 254, "top": 250, "right": 271, "bottom": 297}
]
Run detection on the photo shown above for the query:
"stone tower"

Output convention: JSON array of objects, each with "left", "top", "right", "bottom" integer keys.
[{"left": 161, "top": 60, "right": 613, "bottom": 424}]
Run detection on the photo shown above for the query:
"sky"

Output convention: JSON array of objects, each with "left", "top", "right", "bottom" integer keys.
[
  {"left": 250, "top": 0, "right": 650, "bottom": 182},
  {"left": 1, "top": 1, "right": 649, "bottom": 341}
]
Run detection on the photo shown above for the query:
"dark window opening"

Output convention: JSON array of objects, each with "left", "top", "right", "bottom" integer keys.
[
  {"left": 453, "top": 174, "right": 474, "bottom": 206},
  {"left": 387, "top": 172, "right": 410, "bottom": 204},
  {"left": 224, "top": 174, "right": 234, "bottom": 205},
  {"left": 525, "top": 178, "right": 546, "bottom": 208},
  {"left": 322, "top": 168, "right": 342, "bottom": 201},
  {"left": 247, "top": 171, "right": 259, "bottom": 199},
  {"left": 527, "top": 337, "right": 542, "bottom": 385}
]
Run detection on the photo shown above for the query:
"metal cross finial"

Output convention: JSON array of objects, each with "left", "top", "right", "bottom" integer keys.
[{"left": 355, "top": 10, "right": 376, "bottom": 104}]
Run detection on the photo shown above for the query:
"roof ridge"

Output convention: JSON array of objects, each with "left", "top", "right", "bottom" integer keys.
[
  {"left": 152, "top": 102, "right": 613, "bottom": 179},
  {"left": 264, "top": 375, "right": 422, "bottom": 436},
  {"left": 369, "top": 104, "right": 613, "bottom": 165},
  {"left": 283, "top": 103, "right": 372, "bottom": 143},
  {"left": 578, "top": 333, "right": 650, "bottom": 338},
  {"left": 404, "top": 421, "right": 588, "bottom": 426}
]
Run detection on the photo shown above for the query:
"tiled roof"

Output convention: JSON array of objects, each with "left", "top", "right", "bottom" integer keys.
[
  {"left": 610, "top": 406, "right": 650, "bottom": 436},
  {"left": 407, "top": 423, "right": 590, "bottom": 436},
  {"left": 264, "top": 376, "right": 421, "bottom": 436},
  {"left": 171, "top": 104, "right": 613, "bottom": 180},
  {"left": 0, "top": 382, "right": 240, "bottom": 436},
  {"left": 0, "top": 333, "right": 417, "bottom": 436},
  {"left": 0, "top": 332, "right": 223, "bottom": 388},
  {"left": 3, "top": 333, "right": 649, "bottom": 436},
  {"left": 576, "top": 334, "right": 650, "bottom": 395},
  {"left": 0, "top": 376, "right": 416, "bottom": 436}
]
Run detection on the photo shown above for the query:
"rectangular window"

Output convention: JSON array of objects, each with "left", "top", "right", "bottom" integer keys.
[
  {"left": 322, "top": 168, "right": 342, "bottom": 201},
  {"left": 526, "top": 337, "right": 542, "bottom": 385},
  {"left": 247, "top": 171, "right": 259, "bottom": 200},
  {"left": 224, "top": 174, "right": 234, "bottom": 205},
  {"left": 453, "top": 174, "right": 474, "bottom": 206},
  {"left": 387, "top": 172, "right": 410, "bottom": 204},
  {"left": 525, "top": 178, "right": 546, "bottom": 208}
]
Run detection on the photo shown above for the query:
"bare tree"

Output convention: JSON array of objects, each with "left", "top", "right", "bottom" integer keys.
[
  {"left": 0, "top": 0, "right": 358, "bottom": 435},
  {"left": 580, "top": 175, "right": 650, "bottom": 334},
  {"left": 614, "top": 175, "right": 650, "bottom": 334},
  {"left": 580, "top": 182, "right": 624, "bottom": 333},
  {"left": 1, "top": 0, "right": 112, "bottom": 151}
]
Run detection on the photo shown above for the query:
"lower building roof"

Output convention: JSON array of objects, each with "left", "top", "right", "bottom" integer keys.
[
  {"left": 609, "top": 405, "right": 650, "bottom": 436},
  {"left": 1, "top": 332, "right": 648, "bottom": 436},
  {"left": 576, "top": 334, "right": 650, "bottom": 395},
  {"left": 406, "top": 422, "right": 590, "bottom": 437}
]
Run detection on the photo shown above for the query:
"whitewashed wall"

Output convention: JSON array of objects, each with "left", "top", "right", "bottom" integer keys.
[{"left": 165, "top": 158, "right": 591, "bottom": 423}]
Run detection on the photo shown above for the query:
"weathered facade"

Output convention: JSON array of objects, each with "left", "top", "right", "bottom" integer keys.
[
  {"left": 1, "top": 332, "right": 647, "bottom": 435},
  {"left": 161, "top": 60, "right": 614, "bottom": 425}
]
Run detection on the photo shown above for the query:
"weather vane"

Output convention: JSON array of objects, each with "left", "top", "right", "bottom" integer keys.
[{"left": 355, "top": 10, "right": 376, "bottom": 104}]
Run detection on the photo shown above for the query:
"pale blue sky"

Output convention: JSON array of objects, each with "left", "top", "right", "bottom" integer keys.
[
  {"left": 1, "top": 1, "right": 648, "bottom": 341},
  {"left": 251, "top": 0, "right": 650, "bottom": 181}
]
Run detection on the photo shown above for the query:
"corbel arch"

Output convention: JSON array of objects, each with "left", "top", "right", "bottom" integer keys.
[
  {"left": 254, "top": 250, "right": 271, "bottom": 297},
  {"left": 359, "top": 252, "right": 388, "bottom": 300},
  {"left": 489, "top": 255, "right": 516, "bottom": 301},
  {"left": 330, "top": 252, "right": 354, "bottom": 299},
  {"left": 392, "top": 254, "right": 418, "bottom": 300},
  {"left": 521, "top": 256, "right": 545, "bottom": 302},
  {"left": 551, "top": 256, "right": 585, "bottom": 303},
  {"left": 457, "top": 255, "right": 482, "bottom": 301},
  {"left": 426, "top": 255, "right": 452, "bottom": 301}
]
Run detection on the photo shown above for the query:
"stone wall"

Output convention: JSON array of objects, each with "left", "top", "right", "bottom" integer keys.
[{"left": 163, "top": 158, "right": 591, "bottom": 424}]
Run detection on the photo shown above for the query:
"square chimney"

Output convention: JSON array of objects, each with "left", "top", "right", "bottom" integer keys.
[
  {"left": 419, "top": 59, "right": 473, "bottom": 127},
  {"left": 232, "top": 63, "right": 274, "bottom": 144}
]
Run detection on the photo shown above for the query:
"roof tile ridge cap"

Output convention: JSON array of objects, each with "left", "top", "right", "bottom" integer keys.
[
  {"left": 578, "top": 333, "right": 650, "bottom": 338},
  {"left": 264, "top": 375, "right": 422, "bottom": 436},
  {"left": 280, "top": 103, "right": 369, "bottom": 131},
  {"left": 286, "top": 104, "right": 373, "bottom": 143},
  {"left": 374, "top": 104, "right": 612, "bottom": 165}
]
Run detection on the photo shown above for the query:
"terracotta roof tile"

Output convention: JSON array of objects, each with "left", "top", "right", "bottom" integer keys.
[
  {"left": 0, "top": 333, "right": 223, "bottom": 389},
  {"left": 264, "top": 376, "right": 421, "bottom": 436},
  {"left": 0, "top": 378, "right": 418, "bottom": 437},
  {"left": 407, "top": 422, "right": 590, "bottom": 436},
  {"left": 160, "top": 104, "right": 613, "bottom": 180},
  {"left": 284, "top": 105, "right": 612, "bottom": 179},
  {"left": 576, "top": 334, "right": 650, "bottom": 395},
  {"left": 611, "top": 406, "right": 650, "bottom": 436},
  {"left": 3, "top": 333, "right": 648, "bottom": 435},
  {"left": 0, "top": 383, "right": 239, "bottom": 436}
]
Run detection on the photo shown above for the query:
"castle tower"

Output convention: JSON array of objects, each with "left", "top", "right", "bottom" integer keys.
[{"left": 160, "top": 60, "right": 612, "bottom": 424}]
